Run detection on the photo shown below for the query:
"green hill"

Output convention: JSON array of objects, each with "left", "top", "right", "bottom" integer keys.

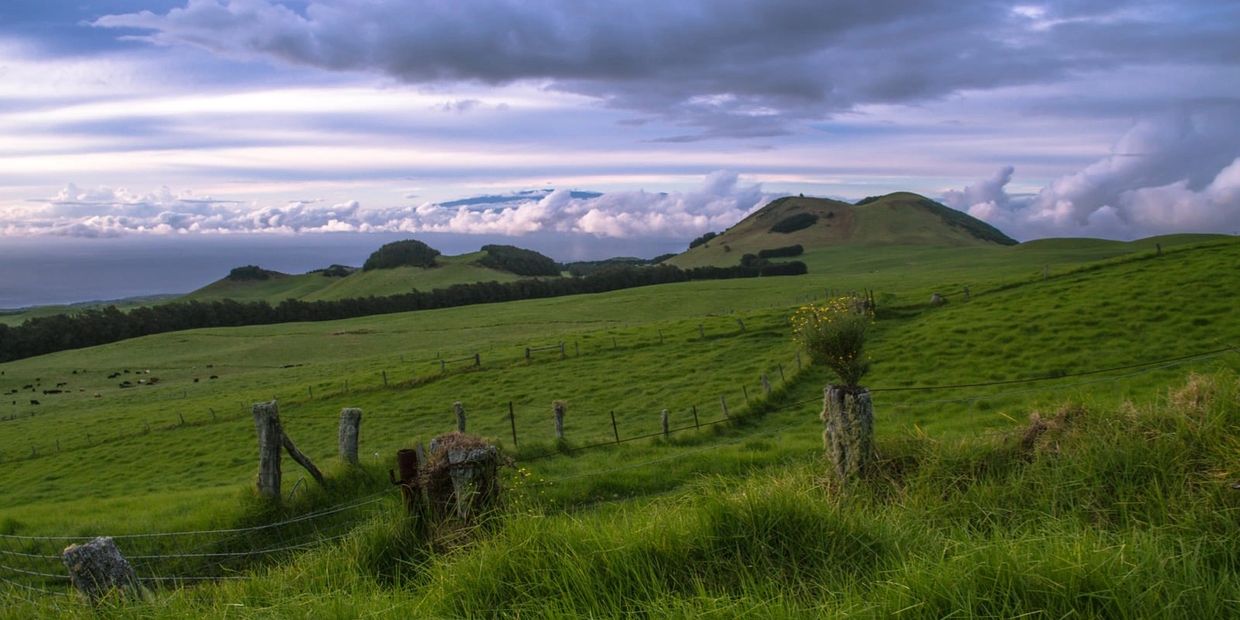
[
  {"left": 185, "top": 248, "right": 547, "bottom": 304},
  {"left": 669, "top": 192, "right": 1017, "bottom": 268}
]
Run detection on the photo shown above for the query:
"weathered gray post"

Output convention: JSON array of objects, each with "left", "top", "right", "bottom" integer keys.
[
  {"left": 253, "top": 401, "right": 282, "bottom": 498},
  {"left": 821, "top": 386, "right": 874, "bottom": 481},
  {"left": 963, "top": 286, "right": 971, "bottom": 301},
  {"left": 661, "top": 409, "right": 670, "bottom": 438},
  {"left": 338, "top": 408, "right": 362, "bottom": 465},
  {"left": 525, "top": 347, "right": 531, "bottom": 360},
  {"left": 699, "top": 324, "right": 705, "bottom": 339},
  {"left": 720, "top": 395, "right": 730, "bottom": 418},
  {"left": 762, "top": 374, "right": 771, "bottom": 395},
  {"left": 559, "top": 342, "right": 566, "bottom": 359},
  {"left": 553, "top": 400, "right": 567, "bottom": 440},
  {"left": 62, "top": 537, "right": 141, "bottom": 603},
  {"left": 454, "top": 401, "right": 467, "bottom": 432},
  {"left": 778, "top": 363, "right": 786, "bottom": 383}
]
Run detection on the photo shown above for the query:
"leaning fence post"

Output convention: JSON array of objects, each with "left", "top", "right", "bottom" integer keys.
[
  {"left": 508, "top": 401, "right": 518, "bottom": 448},
  {"left": 474, "top": 353, "right": 481, "bottom": 367},
  {"left": 661, "top": 409, "right": 670, "bottom": 438},
  {"left": 692, "top": 405, "right": 700, "bottom": 429},
  {"left": 736, "top": 318, "right": 746, "bottom": 332},
  {"left": 382, "top": 370, "right": 388, "bottom": 386},
  {"left": 440, "top": 359, "right": 446, "bottom": 373},
  {"left": 778, "top": 363, "right": 786, "bottom": 382},
  {"left": 553, "top": 401, "right": 567, "bottom": 440},
  {"left": 454, "top": 401, "right": 467, "bottom": 433},
  {"left": 525, "top": 347, "right": 531, "bottom": 360},
  {"left": 762, "top": 374, "right": 771, "bottom": 395},
  {"left": 720, "top": 395, "right": 730, "bottom": 418},
  {"left": 610, "top": 410, "right": 620, "bottom": 443},
  {"left": 559, "top": 342, "right": 566, "bottom": 359},
  {"left": 338, "top": 408, "right": 362, "bottom": 465},
  {"left": 61, "top": 537, "right": 141, "bottom": 603},
  {"left": 253, "top": 401, "right": 282, "bottom": 499},
  {"left": 743, "top": 385, "right": 751, "bottom": 404}
]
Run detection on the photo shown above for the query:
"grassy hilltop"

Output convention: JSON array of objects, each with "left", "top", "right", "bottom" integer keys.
[{"left": 1, "top": 206, "right": 1238, "bottom": 616}]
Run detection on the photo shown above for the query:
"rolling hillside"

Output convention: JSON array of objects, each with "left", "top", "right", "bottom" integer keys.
[
  {"left": 185, "top": 249, "right": 539, "bottom": 304},
  {"left": 668, "top": 192, "right": 1017, "bottom": 268},
  {"left": 1, "top": 235, "right": 1238, "bottom": 617}
]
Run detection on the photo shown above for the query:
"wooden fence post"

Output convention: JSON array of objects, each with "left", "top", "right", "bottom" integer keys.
[
  {"left": 692, "top": 405, "right": 700, "bottom": 429},
  {"left": 553, "top": 401, "right": 567, "bottom": 440},
  {"left": 698, "top": 324, "right": 705, "bottom": 339},
  {"left": 762, "top": 374, "right": 771, "bottom": 395},
  {"left": 661, "top": 409, "right": 670, "bottom": 438},
  {"left": 559, "top": 342, "right": 566, "bottom": 359},
  {"left": 338, "top": 408, "right": 362, "bottom": 465},
  {"left": 525, "top": 347, "right": 531, "bottom": 360},
  {"left": 743, "top": 385, "right": 751, "bottom": 404},
  {"left": 720, "top": 395, "right": 730, "bottom": 418},
  {"left": 822, "top": 386, "right": 874, "bottom": 481},
  {"left": 736, "top": 318, "right": 746, "bottom": 332},
  {"left": 382, "top": 370, "right": 388, "bottom": 386},
  {"left": 610, "top": 410, "right": 620, "bottom": 443},
  {"left": 508, "top": 401, "right": 518, "bottom": 448},
  {"left": 778, "top": 363, "right": 785, "bottom": 383},
  {"left": 454, "top": 401, "right": 467, "bottom": 433},
  {"left": 252, "top": 401, "right": 282, "bottom": 499},
  {"left": 474, "top": 353, "right": 481, "bottom": 367}
]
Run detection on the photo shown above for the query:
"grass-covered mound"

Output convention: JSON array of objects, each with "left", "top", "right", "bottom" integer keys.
[
  {"left": 476, "top": 244, "right": 560, "bottom": 276},
  {"left": 362, "top": 239, "right": 441, "bottom": 270}
]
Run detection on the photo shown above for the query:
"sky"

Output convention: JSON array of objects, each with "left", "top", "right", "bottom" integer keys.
[{"left": 1, "top": 0, "right": 1239, "bottom": 254}]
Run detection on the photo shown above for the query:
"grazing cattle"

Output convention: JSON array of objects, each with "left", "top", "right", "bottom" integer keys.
[
  {"left": 93, "top": 393, "right": 101, "bottom": 398},
  {"left": 119, "top": 381, "right": 133, "bottom": 388},
  {"left": 193, "top": 378, "right": 200, "bottom": 383},
  {"left": 42, "top": 389, "right": 63, "bottom": 395},
  {"left": 148, "top": 377, "right": 160, "bottom": 385},
  {"left": 29, "top": 400, "right": 39, "bottom": 406},
  {"left": 55, "top": 382, "right": 67, "bottom": 388},
  {"left": 209, "top": 375, "right": 219, "bottom": 380},
  {"left": 22, "top": 384, "right": 32, "bottom": 389}
]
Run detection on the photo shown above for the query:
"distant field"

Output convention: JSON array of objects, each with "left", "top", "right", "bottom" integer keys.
[{"left": 2, "top": 236, "right": 1238, "bottom": 617}]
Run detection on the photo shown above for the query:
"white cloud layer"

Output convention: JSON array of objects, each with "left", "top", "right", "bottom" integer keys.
[
  {"left": 2, "top": 171, "right": 765, "bottom": 239},
  {"left": 942, "top": 103, "right": 1240, "bottom": 240}
]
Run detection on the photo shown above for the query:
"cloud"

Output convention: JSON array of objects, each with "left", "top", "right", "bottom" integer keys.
[
  {"left": 92, "top": 0, "right": 1240, "bottom": 139},
  {"left": 943, "top": 103, "right": 1240, "bottom": 239},
  {"left": 3, "top": 171, "right": 766, "bottom": 239}
]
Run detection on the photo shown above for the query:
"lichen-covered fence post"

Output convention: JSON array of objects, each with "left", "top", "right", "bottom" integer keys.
[
  {"left": 762, "top": 374, "right": 772, "bottom": 395},
  {"left": 253, "top": 401, "right": 282, "bottom": 498},
  {"left": 422, "top": 433, "right": 500, "bottom": 521},
  {"left": 454, "top": 401, "right": 467, "bottom": 433},
  {"left": 61, "top": 537, "right": 141, "bottom": 603},
  {"left": 338, "top": 407, "right": 362, "bottom": 465},
  {"left": 553, "top": 400, "right": 567, "bottom": 440},
  {"left": 821, "top": 386, "right": 874, "bottom": 480}
]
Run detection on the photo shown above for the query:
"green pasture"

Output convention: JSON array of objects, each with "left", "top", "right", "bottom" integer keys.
[{"left": 1, "top": 236, "right": 1238, "bottom": 617}]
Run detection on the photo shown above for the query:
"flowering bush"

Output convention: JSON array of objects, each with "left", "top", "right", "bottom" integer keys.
[{"left": 791, "top": 296, "right": 873, "bottom": 386}]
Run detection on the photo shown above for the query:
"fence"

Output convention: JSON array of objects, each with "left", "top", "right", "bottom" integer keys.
[
  {"left": 0, "top": 313, "right": 789, "bottom": 465},
  {"left": 3, "top": 341, "right": 1235, "bottom": 601}
]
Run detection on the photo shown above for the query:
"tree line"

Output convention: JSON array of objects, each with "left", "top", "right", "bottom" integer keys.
[{"left": 0, "top": 262, "right": 806, "bottom": 363}]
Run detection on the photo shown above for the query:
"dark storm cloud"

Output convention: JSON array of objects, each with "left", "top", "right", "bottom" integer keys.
[{"left": 93, "top": 0, "right": 1240, "bottom": 139}]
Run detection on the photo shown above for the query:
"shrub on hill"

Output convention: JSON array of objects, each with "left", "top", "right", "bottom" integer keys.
[
  {"left": 477, "top": 245, "right": 561, "bottom": 276},
  {"left": 651, "top": 253, "right": 677, "bottom": 264},
  {"left": 689, "top": 232, "right": 717, "bottom": 249},
  {"left": 757, "top": 244, "right": 804, "bottom": 258},
  {"left": 760, "top": 261, "right": 808, "bottom": 276},
  {"left": 227, "top": 265, "right": 272, "bottom": 281},
  {"left": 312, "top": 264, "right": 353, "bottom": 277},
  {"left": 363, "top": 239, "right": 441, "bottom": 270},
  {"left": 770, "top": 213, "right": 818, "bottom": 234}
]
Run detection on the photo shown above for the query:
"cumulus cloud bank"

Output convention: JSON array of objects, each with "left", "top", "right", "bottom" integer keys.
[
  {"left": 4, "top": 171, "right": 766, "bottom": 239},
  {"left": 943, "top": 103, "right": 1240, "bottom": 239},
  {"left": 93, "top": 0, "right": 1240, "bottom": 139}
]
